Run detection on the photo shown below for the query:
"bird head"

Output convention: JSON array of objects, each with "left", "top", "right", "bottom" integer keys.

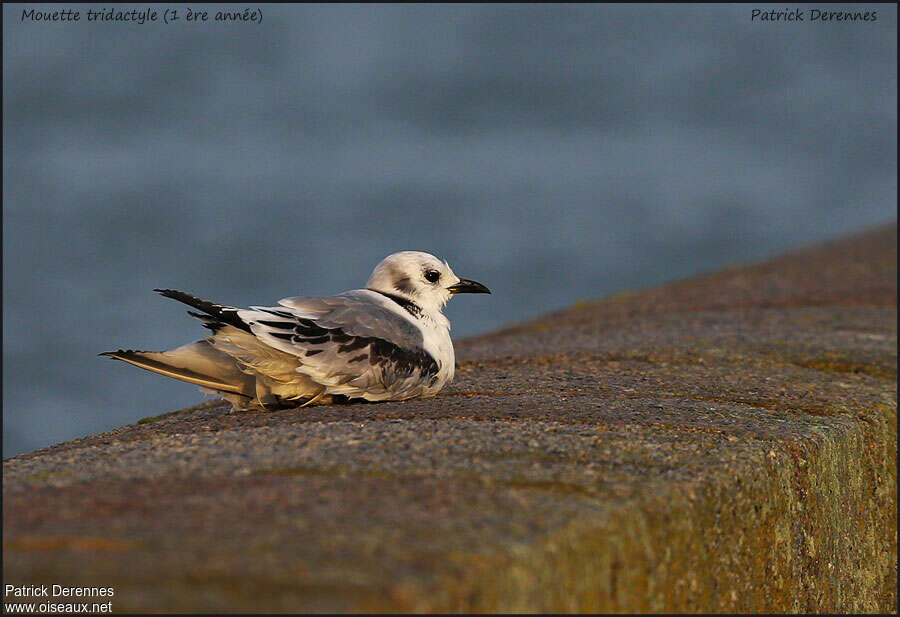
[{"left": 366, "top": 251, "right": 490, "bottom": 315}]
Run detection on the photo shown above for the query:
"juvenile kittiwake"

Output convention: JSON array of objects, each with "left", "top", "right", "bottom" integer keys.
[{"left": 101, "top": 251, "right": 490, "bottom": 410}]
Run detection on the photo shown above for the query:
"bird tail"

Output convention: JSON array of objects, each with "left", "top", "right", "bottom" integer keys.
[{"left": 99, "top": 340, "right": 255, "bottom": 399}]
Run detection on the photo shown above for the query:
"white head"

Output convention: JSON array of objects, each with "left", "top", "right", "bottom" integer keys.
[{"left": 366, "top": 251, "right": 490, "bottom": 316}]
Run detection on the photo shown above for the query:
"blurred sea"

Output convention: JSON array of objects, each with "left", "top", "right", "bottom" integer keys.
[{"left": 3, "top": 4, "right": 896, "bottom": 456}]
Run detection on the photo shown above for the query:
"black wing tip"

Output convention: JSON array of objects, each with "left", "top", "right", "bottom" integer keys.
[
  {"left": 154, "top": 288, "right": 204, "bottom": 301},
  {"left": 153, "top": 288, "right": 251, "bottom": 333},
  {"left": 154, "top": 288, "right": 189, "bottom": 300}
]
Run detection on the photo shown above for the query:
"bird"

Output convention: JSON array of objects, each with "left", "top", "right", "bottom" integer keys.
[{"left": 100, "top": 251, "right": 490, "bottom": 411}]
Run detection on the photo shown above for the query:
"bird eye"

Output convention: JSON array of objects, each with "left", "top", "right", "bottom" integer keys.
[{"left": 424, "top": 269, "right": 441, "bottom": 283}]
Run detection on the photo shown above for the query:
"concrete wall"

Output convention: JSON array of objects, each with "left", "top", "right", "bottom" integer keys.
[{"left": 3, "top": 224, "right": 896, "bottom": 612}]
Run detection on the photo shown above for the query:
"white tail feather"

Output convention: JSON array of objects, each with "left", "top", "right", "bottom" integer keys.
[{"left": 101, "top": 341, "right": 254, "bottom": 398}]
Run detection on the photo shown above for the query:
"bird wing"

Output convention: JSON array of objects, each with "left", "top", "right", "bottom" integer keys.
[{"left": 236, "top": 290, "right": 440, "bottom": 398}]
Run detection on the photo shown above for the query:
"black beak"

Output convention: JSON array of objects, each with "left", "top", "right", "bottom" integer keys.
[{"left": 448, "top": 278, "right": 491, "bottom": 295}]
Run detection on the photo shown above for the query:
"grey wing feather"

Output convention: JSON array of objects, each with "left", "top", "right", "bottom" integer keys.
[
  {"left": 236, "top": 291, "right": 438, "bottom": 399},
  {"left": 276, "top": 291, "right": 424, "bottom": 345}
]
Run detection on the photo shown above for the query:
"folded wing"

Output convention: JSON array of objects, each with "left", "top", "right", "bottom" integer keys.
[{"left": 237, "top": 291, "right": 440, "bottom": 400}]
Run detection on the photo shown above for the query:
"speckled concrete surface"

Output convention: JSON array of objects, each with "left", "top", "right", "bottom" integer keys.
[{"left": 3, "top": 224, "right": 896, "bottom": 612}]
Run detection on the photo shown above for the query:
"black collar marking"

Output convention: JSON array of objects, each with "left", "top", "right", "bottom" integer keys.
[{"left": 373, "top": 291, "right": 424, "bottom": 318}]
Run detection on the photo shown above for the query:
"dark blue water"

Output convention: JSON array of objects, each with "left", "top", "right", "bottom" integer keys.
[{"left": 3, "top": 4, "right": 896, "bottom": 457}]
